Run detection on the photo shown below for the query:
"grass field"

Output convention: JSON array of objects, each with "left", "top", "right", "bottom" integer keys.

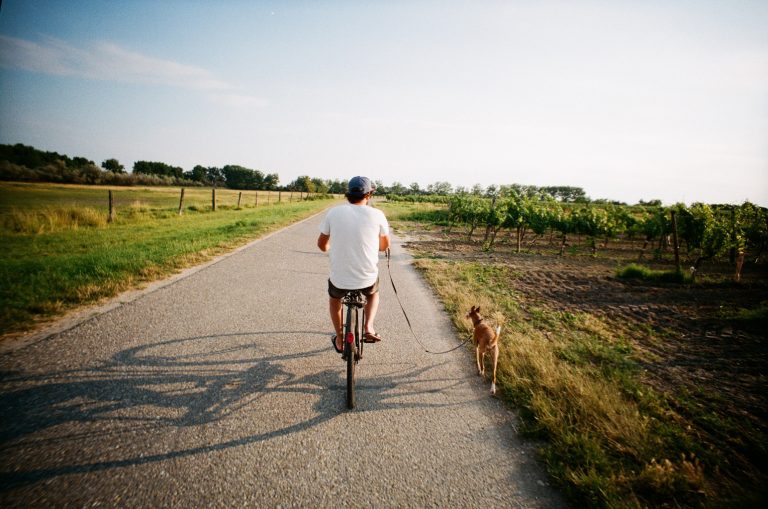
[
  {"left": 378, "top": 201, "right": 767, "bottom": 509},
  {"left": 0, "top": 182, "right": 310, "bottom": 214},
  {"left": 0, "top": 182, "right": 339, "bottom": 336}
]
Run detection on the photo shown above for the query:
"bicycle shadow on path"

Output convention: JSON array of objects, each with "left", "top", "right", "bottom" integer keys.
[{"left": 1, "top": 331, "right": 469, "bottom": 492}]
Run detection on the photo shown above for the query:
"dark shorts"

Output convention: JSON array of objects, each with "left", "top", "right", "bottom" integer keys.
[{"left": 328, "top": 278, "right": 380, "bottom": 300}]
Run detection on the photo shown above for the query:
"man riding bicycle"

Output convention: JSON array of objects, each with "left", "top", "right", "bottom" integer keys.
[{"left": 317, "top": 176, "right": 390, "bottom": 353}]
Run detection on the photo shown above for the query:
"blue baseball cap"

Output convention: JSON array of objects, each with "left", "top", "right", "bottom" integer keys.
[{"left": 347, "top": 176, "right": 375, "bottom": 196}]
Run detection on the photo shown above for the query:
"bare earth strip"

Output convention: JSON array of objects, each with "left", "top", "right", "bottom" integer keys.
[{"left": 0, "top": 214, "right": 567, "bottom": 508}]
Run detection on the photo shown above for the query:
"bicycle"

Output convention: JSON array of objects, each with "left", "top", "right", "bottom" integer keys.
[{"left": 340, "top": 289, "right": 366, "bottom": 409}]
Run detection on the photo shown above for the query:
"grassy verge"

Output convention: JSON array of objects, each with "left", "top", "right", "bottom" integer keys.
[
  {"left": 1, "top": 183, "right": 338, "bottom": 336},
  {"left": 377, "top": 202, "right": 766, "bottom": 508},
  {"left": 412, "top": 259, "right": 739, "bottom": 508}
]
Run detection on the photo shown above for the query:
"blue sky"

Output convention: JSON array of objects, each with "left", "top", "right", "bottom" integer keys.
[{"left": 1, "top": 0, "right": 766, "bottom": 205}]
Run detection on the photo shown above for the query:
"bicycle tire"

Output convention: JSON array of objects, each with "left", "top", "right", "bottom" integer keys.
[
  {"left": 345, "top": 304, "right": 356, "bottom": 409},
  {"left": 359, "top": 309, "right": 365, "bottom": 359}
]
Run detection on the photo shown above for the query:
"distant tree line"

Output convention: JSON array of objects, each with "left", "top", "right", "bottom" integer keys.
[
  {"left": 0, "top": 143, "right": 347, "bottom": 193},
  {"left": 0, "top": 143, "right": 95, "bottom": 171},
  {"left": 2, "top": 143, "right": 601, "bottom": 202},
  {"left": 386, "top": 182, "right": 594, "bottom": 204},
  {"left": 0, "top": 144, "right": 203, "bottom": 187}
]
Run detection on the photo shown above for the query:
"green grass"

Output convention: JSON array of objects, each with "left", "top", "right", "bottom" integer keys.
[
  {"left": 0, "top": 182, "right": 338, "bottom": 335},
  {"left": 718, "top": 301, "right": 768, "bottom": 333},
  {"left": 616, "top": 263, "right": 692, "bottom": 284},
  {"left": 730, "top": 301, "right": 768, "bottom": 324},
  {"left": 376, "top": 200, "right": 449, "bottom": 223}
]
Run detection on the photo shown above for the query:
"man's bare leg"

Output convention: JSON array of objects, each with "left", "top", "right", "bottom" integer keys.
[
  {"left": 329, "top": 297, "right": 343, "bottom": 350},
  {"left": 364, "top": 291, "right": 379, "bottom": 335}
]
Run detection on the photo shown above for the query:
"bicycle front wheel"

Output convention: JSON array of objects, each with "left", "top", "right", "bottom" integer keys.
[{"left": 345, "top": 305, "right": 356, "bottom": 409}]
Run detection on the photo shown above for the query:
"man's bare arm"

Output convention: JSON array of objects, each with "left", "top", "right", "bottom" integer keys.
[
  {"left": 379, "top": 234, "right": 390, "bottom": 251},
  {"left": 317, "top": 233, "right": 330, "bottom": 252}
]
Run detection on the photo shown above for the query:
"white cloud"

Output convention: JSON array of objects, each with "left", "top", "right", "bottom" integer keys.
[
  {"left": 209, "top": 92, "right": 269, "bottom": 109},
  {"left": 0, "top": 35, "right": 266, "bottom": 108}
]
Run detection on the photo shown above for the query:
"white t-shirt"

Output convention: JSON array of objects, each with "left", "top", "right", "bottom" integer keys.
[{"left": 319, "top": 203, "right": 390, "bottom": 289}]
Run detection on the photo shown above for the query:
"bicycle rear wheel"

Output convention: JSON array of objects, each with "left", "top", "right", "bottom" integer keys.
[{"left": 345, "top": 305, "right": 356, "bottom": 409}]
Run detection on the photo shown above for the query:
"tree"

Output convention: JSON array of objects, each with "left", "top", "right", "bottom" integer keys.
[
  {"left": 676, "top": 203, "right": 729, "bottom": 278},
  {"left": 571, "top": 206, "right": 610, "bottom": 254},
  {"left": 263, "top": 173, "right": 279, "bottom": 190},
  {"left": 289, "top": 175, "right": 314, "bottom": 193},
  {"left": 389, "top": 181, "right": 407, "bottom": 195},
  {"left": 448, "top": 194, "right": 487, "bottom": 241},
  {"left": 101, "top": 158, "right": 125, "bottom": 173},
  {"left": 373, "top": 179, "right": 388, "bottom": 195},
  {"left": 541, "top": 186, "right": 587, "bottom": 202},
  {"left": 737, "top": 202, "right": 768, "bottom": 259},
  {"left": 221, "top": 165, "right": 263, "bottom": 189},
  {"left": 311, "top": 177, "right": 329, "bottom": 194},
  {"left": 427, "top": 181, "right": 453, "bottom": 195},
  {"left": 68, "top": 156, "right": 95, "bottom": 169},
  {"left": 409, "top": 182, "right": 421, "bottom": 194},
  {"left": 500, "top": 194, "right": 527, "bottom": 252},
  {"left": 635, "top": 206, "right": 669, "bottom": 259},
  {"left": 81, "top": 164, "right": 104, "bottom": 184},
  {"left": 205, "top": 166, "right": 224, "bottom": 186},
  {"left": 185, "top": 165, "right": 209, "bottom": 183},
  {"left": 328, "top": 179, "right": 346, "bottom": 194},
  {"left": 484, "top": 184, "right": 499, "bottom": 198},
  {"left": 133, "top": 161, "right": 183, "bottom": 179},
  {"left": 551, "top": 207, "right": 577, "bottom": 255}
]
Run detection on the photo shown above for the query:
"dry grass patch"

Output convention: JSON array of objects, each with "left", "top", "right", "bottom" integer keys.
[
  {"left": 5, "top": 206, "right": 107, "bottom": 234},
  {"left": 412, "top": 257, "right": 716, "bottom": 507}
]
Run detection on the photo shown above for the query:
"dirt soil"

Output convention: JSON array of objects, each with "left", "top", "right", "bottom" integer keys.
[{"left": 397, "top": 224, "right": 768, "bottom": 448}]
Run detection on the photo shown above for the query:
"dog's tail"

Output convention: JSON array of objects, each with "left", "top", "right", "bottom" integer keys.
[{"left": 495, "top": 325, "right": 501, "bottom": 338}]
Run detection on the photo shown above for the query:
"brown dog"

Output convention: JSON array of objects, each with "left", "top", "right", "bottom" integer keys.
[{"left": 466, "top": 306, "right": 500, "bottom": 395}]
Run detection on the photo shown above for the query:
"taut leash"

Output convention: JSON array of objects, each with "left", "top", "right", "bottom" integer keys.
[{"left": 385, "top": 248, "right": 473, "bottom": 355}]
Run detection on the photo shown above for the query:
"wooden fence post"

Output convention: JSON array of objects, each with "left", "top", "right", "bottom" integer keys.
[
  {"left": 290, "top": 191, "right": 293, "bottom": 202},
  {"left": 729, "top": 207, "right": 737, "bottom": 264},
  {"left": 670, "top": 210, "right": 681, "bottom": 272},
  {"left": 212, "top": 186, "right": 217, "bottom": 211},
  {"left": 108, "top": 190, "right": 115, "bottom": 223},
  {"left": 735, "top": 252, "right": 745, "bottom": 282},
  {"left": 278, "top": 191, "right": 282, "bottom": 203},
  {"left": 255, "top": 191, "right": 258, "bottom": 207},
  {"left": 267, "top": 191, "right": 270, "bottom": 205},
  {"left": 178, "top": 188, "right": 185, "bottom": 215},
  {"left": 237, "top": 192, "right": 242, "bottom": 209}
]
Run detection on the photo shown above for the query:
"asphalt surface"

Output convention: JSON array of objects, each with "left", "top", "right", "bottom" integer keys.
[{"left": 0, "top": 211, "right": 569, "bottom": 508}]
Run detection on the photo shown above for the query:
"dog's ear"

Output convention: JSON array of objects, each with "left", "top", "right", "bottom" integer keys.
[
  {"left": 470, "top": 305, "right": 477, "bottom": 313},
  {"left": 476, "top": 307, "right": 481, "bottom": 313}
]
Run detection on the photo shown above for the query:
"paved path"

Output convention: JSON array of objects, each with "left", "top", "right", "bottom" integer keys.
[{"left": 0, "top": 212, "right": 568, "bottom": 508}]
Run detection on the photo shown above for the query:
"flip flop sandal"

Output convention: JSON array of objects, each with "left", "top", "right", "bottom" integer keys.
[
  {"left": 363, "top": 331, "right": 382, "bottom": 343},
  {"left": 331, "top": 334, "right": 343, "bottom": 353}
]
